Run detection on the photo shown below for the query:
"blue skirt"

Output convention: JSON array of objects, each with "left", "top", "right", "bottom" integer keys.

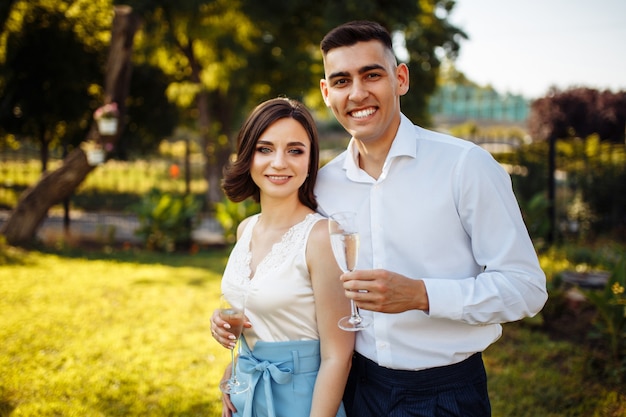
[{"left": 230, "top": 337, "right": 346, "bottom": 417}]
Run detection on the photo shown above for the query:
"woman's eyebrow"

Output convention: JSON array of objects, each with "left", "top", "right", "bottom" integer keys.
[{"left": 257, "top": 140, "right": 308, "bottom": 147}]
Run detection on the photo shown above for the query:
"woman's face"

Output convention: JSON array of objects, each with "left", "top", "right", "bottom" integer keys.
[{"left": 250, "top": 117, "right": 311, "bottom": 202}]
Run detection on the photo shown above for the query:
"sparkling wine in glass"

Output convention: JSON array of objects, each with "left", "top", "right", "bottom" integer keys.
[
  {"left": 218, "top": 294, "right": 249, "bottom": 394},
  {"left": 329, "top": 212, "right": 372, "bottom": 331}
]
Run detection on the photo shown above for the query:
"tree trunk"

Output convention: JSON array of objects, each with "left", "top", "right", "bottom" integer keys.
[{"left": 1, "top": 6, "right": 141, "bottom": 246}]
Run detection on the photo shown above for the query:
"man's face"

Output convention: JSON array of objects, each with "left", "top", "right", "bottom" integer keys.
[{"left": 320, "top": 40, "right": 409, "bottom": 146}]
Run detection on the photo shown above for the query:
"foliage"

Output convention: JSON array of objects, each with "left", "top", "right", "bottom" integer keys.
[
  {"left": 561, "top": 136, "right": 626, "bottom": 237},
  {"left": 583, "top": 257, "right": 626, "bottom": 380},
  {"left": 0, "top": 0, "right": 180, "bottom": 164},
  {"left": 495, "top": 141, "right": 548, "bottom": 206},
  {"left": 131, "top": 188, "right": 201, "bottom": 252},
  {"left": 0, "top": 1, "right": 105, "bottom": 170},
  {"left": 494, "top": 136, "right": 626, "bottom": 242},
  {"left": 528, "top": 87, "right": 626, "bottom": 143},
  {"left": 214, "top": 198, "right": 260, "bottom": 244},
  {"left": 539, "top": 243, "right": 626, "bottom": 386},
  {"left": 118, "top": 63, "right": 181, "bottom": 159},
  {"left": 1, "top": 0, "right": 466, "bottom": 210},
  {"left": 233, "top": 0, "right": 466, "bottom": 125},
  {"left": 518, "top": 192, "right": 551, "bottom": 245},
  {"left": 124, "top": 0, "right": 466, "bottom": 205},
  {"left": 494, "top": 141, "right": 552, "bottom": 243}
]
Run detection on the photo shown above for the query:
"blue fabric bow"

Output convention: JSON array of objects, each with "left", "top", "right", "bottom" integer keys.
[{"left": 237, "top": 355, "right": 294, "bottom": 417}]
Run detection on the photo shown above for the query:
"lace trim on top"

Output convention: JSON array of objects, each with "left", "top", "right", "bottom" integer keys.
[{"left": 226, "top": 213, "right": 321, "bottom": 290}]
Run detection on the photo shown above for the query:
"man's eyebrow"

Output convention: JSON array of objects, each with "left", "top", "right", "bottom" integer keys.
[
  {"left": 327, "top": 64, "right": 387, "bottom": 80},
  {"left": 328, "top": 71, "right": 350, "bottom": 80},
  {"left": 359, "top": 64, "right": 386, "bottom": 74}
]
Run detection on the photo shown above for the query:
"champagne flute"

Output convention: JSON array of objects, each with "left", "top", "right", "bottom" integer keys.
[
  {"left": 328, "top": 212, "right": 372, "bottom": 331},
  {"left": 218, "top": 294, "right": 249, "bottom": 394}
]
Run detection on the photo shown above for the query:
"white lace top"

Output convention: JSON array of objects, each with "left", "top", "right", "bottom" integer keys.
[{"left": 221, "top": 212, "right": 325, "bottom": 350}]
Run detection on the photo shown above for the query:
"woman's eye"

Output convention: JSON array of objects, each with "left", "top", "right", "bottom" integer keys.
[
  {"left": 256, "top": 146, "right": 272, "bottom": 154},
  {"left": 288, "top": 148, "right": 304, "bottom": 155}
]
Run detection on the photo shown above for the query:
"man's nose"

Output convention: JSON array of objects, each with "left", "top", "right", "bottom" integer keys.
[{"left": 349, "top": 80, "right": 369, "bottom": 102}]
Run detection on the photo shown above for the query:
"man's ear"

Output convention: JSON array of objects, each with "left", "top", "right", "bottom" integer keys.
[
  {"left": 320, "top": 78, "right": 331, "bottom": 107},
  {"left": 397, "top": 63, "right": 410, "bottom": 96}
]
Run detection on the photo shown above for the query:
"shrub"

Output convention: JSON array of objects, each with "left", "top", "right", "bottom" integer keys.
[
  {"left": 131, "top": 188, "right": 201, "bottom": 252},
  {"left": 214, "top": 198, "right": 260, "bottom": 244},
  {"left": 583, "top": 257, "right": 626, "bottom": 383}
]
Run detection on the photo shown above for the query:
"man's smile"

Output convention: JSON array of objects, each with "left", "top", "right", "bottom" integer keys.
[{"left": 350, "top": 107, "right": 377, "bottom": 119}]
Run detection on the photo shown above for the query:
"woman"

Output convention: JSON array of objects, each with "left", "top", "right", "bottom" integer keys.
[{"left": 211, "top": 97, "right": 354, "bottom": 417}]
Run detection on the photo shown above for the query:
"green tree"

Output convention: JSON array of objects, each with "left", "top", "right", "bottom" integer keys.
[
  {"left": 1, "top": 0, "right": 465, "bottom": 245},
  {"left": 0, "top": 0, "right": 181, "bottom": 163},
  {"left": 118, "top": 62, "right": 180, "bottom": 158},
  {"left": 1, "top": 6, "right": 141, "bottom": 246},
  {"left": 128, "top": 0, "right": 258, "bottom": 205},
  {"left": 0, "top": 2, "right": 103, "bottom": 171},
  {"left": 127, "top": 0, "right": 465, "bottom": 206}
]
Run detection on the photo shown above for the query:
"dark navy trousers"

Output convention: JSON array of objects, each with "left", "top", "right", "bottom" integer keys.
[{"left": 343, "top": 352, "right": 491, "bottom": 417}]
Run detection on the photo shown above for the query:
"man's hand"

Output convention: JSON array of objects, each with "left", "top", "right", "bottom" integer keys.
[{"left": 341, "top": 269, "right": 429, "bottom": 313}]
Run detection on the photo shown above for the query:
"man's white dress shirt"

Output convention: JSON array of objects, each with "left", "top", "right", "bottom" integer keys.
[{"left": 315, "top": 114, "right": 547, "bottom": 371}]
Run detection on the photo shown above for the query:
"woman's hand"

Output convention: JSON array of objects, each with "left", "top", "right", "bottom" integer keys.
[{"left": 210, "top": 308, "right": 251, "bottom": 349}]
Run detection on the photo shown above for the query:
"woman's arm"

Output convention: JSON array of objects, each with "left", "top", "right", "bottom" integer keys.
[
  {"left": 307, "top": 220, "right": 355, "bottom": 417},
  {"left": 212, "top": 216, "right": 254, "bottom": 347}
]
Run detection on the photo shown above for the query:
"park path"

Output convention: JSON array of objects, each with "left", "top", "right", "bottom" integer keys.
[{"left": 0, "top": 210, "right": 224, "bottom": 246}]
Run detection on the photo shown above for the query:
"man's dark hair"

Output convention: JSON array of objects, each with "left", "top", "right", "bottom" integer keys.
[{"left": 320, "top": 20, "right": 393, "bottom": 55}]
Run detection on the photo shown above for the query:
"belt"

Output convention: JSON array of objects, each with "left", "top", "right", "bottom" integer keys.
[{"left": 354, "top": 351, "right": 485, "bottom": 388}]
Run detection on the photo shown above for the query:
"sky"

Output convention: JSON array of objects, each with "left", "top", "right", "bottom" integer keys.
[{"left": 447, "top": 0, "right": 626, "bottom": 98}]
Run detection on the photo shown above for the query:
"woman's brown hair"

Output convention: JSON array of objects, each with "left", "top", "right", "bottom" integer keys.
[{"left": 222, "top": 97, "right": 320, "bottom": 211}]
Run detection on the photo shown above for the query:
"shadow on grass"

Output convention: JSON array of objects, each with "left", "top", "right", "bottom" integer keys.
[
  {"left": 91, "top": 388, "right": 220, "bottom": 417},
  {"left": 0, "top": 240, "right": 34, "bottom": 266},
  {"left": 0, "top": 399, "right": 15, "bottom": 417},
  {"left": 2, "top": 235, "right": 232, "bottom": 279},
  {"left": 37, "top": 242, "right": 232, "bottom": 272}
]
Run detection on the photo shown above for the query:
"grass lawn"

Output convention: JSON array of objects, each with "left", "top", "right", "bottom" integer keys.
[
  {"left": 1, "top": 245, "right": 625, "bottom": 416},
  {"left": 0, "top": 247, "right": 231, "bottom": 416}
]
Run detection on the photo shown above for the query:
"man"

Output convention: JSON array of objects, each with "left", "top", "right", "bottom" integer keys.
[{"left": 315, "top": 20, "right": 548, "bottom": 417}]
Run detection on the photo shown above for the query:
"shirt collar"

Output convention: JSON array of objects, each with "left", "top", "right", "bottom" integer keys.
[
  {"left": 389, "top": 113, "right": 418, "bottom": 159},
  {"left": 342, "top": 113, "right": 417, "bottom": 181}
]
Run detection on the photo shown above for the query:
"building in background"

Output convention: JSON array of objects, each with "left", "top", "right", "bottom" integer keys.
[{"left": 429, "top": 83, "right": 530, "bottom": 128}]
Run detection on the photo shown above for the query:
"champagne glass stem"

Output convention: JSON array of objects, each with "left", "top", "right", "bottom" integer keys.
[
  {"left": 230, "top": 347, "right": 237, "bottom": 383},
  {"left": 349, "top": 300, "right": 362, "bottom": 324}
]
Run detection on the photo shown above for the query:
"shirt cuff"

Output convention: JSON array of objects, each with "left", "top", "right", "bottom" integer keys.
[{"left": 422, "top": 278, "right": 464, "bottom": 320}]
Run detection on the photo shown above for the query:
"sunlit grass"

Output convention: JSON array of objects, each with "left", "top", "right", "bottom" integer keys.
[
  {"left": 1, "top": 244, "right": 625, "bottom": 416},
  {"left": 0, "top": 249, "right": 230, "bottom": 416}
]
